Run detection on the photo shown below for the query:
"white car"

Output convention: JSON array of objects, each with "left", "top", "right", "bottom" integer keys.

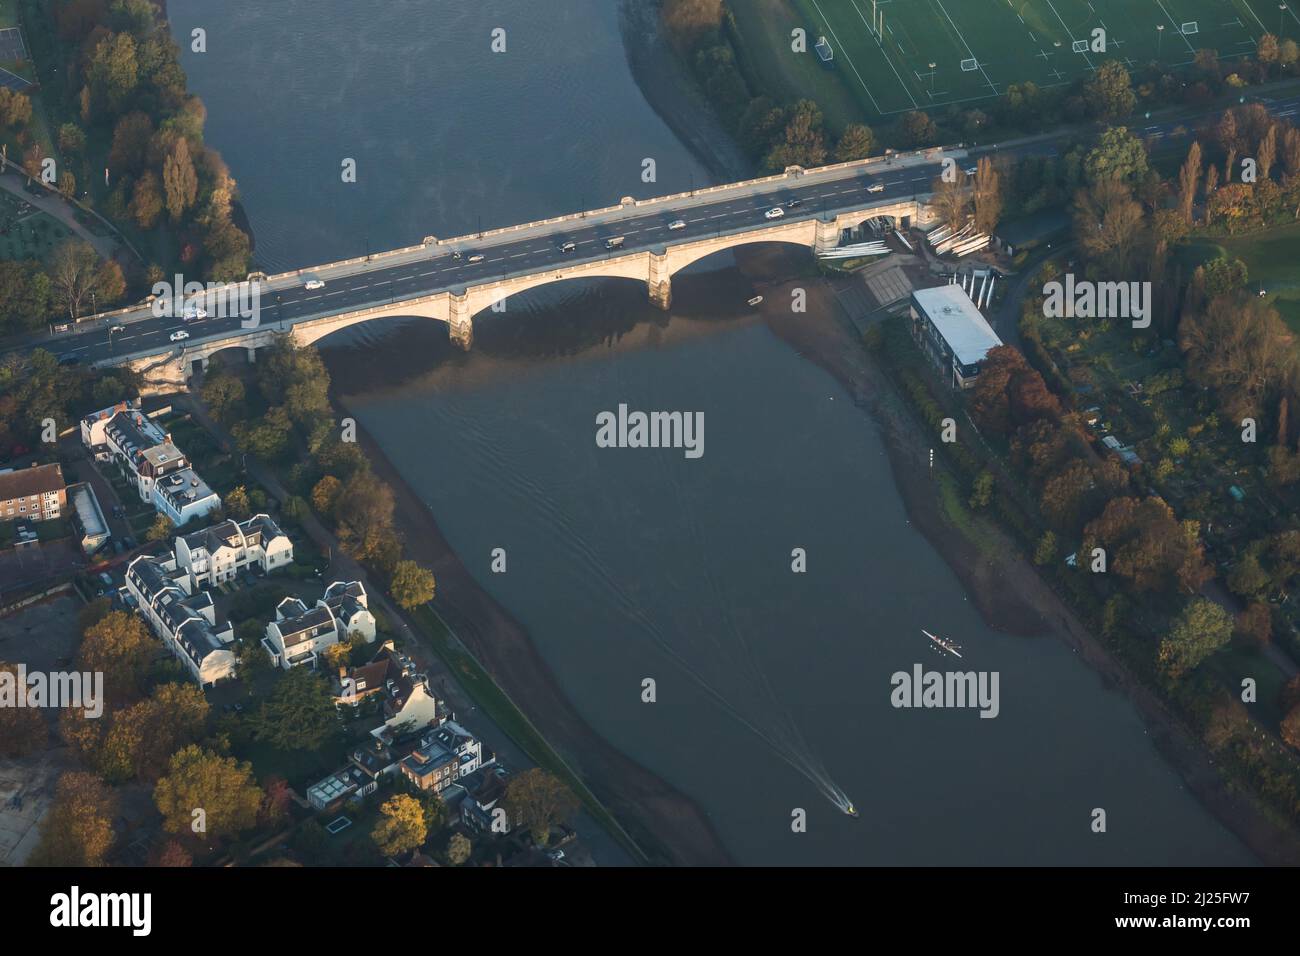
[
  {"left": 866, "top": 183, "right": 885, "bottom": 193},
  {"left": 304, "top": 279, "right": 325, "bottom": 290},
  {"left": 182, "top": 301, "right": 208, "bottom": 320},
  {"left": 668, "top": 219, "right": 686, "bottom": 230},
  {"left": 764, "top": 207, "right": 785, "bottom": 219},
  {"left": 169, "top": 330, "right": 190, "bottom": 342},
  {"left": 964, "top": 166, "right": 978, "bottom": 176},
  {"left": 109, "top": 324, "right": 125, "bottom": 333}
]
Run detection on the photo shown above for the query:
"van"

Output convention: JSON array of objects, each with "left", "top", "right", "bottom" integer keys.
[{"left": 604, "top": 236, "right": 625, "bottom": 250}]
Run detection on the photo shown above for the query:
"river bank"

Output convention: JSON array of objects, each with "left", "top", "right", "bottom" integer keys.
[{"left": 740, "top": 244, "right": 1300, "bottom": 865}]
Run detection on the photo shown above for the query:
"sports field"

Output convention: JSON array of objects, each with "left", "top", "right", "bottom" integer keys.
[{"left": 796, "top": 0, "right": 1293, "bottom": 116}]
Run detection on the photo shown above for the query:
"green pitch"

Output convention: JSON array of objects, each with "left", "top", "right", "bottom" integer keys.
[{"left": 795, "top": 0, "right": 1289, "bottom": 117}]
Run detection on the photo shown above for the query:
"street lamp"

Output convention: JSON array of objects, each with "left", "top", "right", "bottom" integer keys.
[
  {"left": 1282, "top": 4, "right": 1289, "bottom": 36},
  {"left": 1156, "top": 24, "right": 1164, "bottom": 58},
  {"left": 928, "top": 63, "right": 936, "bottom": 93}
]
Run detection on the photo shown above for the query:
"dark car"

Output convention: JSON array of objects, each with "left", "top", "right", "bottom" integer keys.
[
  {"left": 57, "top": 354, "right": 82, "bottom": 366},
  {"left": 785, "top": 198, "right": 803, "bottom": 208}
]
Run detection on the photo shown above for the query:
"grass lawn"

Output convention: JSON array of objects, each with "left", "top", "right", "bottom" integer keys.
[
  {"left": 791, "top": 0, "right": 1274, "bottom": 119},
  {"left": 1178, "top": 221, "right": 1300, "bottom": 334},
  {"left": 728, "top": 0, "right": 863, "bottom": 132}
]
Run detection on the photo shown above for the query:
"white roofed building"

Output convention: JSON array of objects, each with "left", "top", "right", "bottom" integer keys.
[{"left": 909, "top": 285, "right": 1003, "bottom": 389}]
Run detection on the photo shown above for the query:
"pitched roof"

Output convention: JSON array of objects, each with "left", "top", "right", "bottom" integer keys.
[{"left": 0, "top": 463, "right": 64, "bottom": 501}]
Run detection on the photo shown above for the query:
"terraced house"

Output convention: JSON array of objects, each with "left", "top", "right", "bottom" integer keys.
[
  {"left": 124, "top": 554, "right": 238, "bottom": 686},
  {"left": 172, "top": 514, "right": 294, "bottom": 590},
  {"left": 263, "top": 583, "right": 377, "bottom": 671},
  {"left": 80, "top": 400, "right": 221, "bottom": 525}
]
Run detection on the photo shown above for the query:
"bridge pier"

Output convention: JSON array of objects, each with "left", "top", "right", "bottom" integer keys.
[
  {"left": 247, "top": 347, "right": 257, "bottom": 364},
  {"left": 813, "top": 218, "right": 842, "bottom": 255},
  {"left": 448, "top": 293, "right": 473, "bottom": 350},
  {"left": 648, "top": 253, "right": 672, "bottom": 311}
]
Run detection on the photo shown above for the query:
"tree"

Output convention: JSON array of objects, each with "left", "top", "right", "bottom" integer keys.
[
  {"left": 77, "top": 610, "right": 155, "bottom": 707},
  {"left": 898, "top": 110, "right": 937, "bottom": 148},
  {"left": 57, "top": 169, "right": 78, "bottom": 200},
  {"left": 1085, "top": 61, "right": 1135, "bottom": 122},
  {"left": 447, "top": 832, "right": 472, "bottom": 866},
  {"left": 371, "top": 794, "right": 427, "bottom": 858},
  {"left": 1073, "top": 177, "right": 1144, "bottom": 275},
  {"left": 969, "top": 470, "right": 994, "bottom": 510},
  {"left": 1179, "top": 294, "right": 1295, "bottom": 422},
  {"left": 86, "top": 30, "right": 140, "bottom": 113},
  {"left": 48, "top": 239, "right": 101, "bottom": 319},
  {"left": 1158, "top": 599, "right": 1233, "bottom": 680},
  {"left": 0, "top": 87, "right": 32, "bottom": 128},
  {"left": 201, "top": 371, "right": 245, "bottom": 422},
  {"left": 162, "top": 137, "right": 198, "bottom": 221},
  {"left": 224, "top": 484, "right": 251, "bottom": 520},
  {"left": 145, "top": 511, "right": 174, "bottom": 542},
  {"left": 149, "top": 840, "right": 193, "bottom": 867},
  {"left": 129, "top": 169, "right": 164, "bottom": 228},
  {"left": 762, "top": 100, "right": 826, "bottom": 171},
  {"left": 95, "top": 259, "right": 126, "bottom": 305},
  {"left": 1283, "top": 705, "right": 1300, "bottom": 750},
  {"left": 0, "top": 662, "right": 48, "bottom": 756},
  {"left": 1083, "top": 496, "right": 1211, "bottom": 594},
  {"left": 931, "top": 174, "right": 970, "bottom": 234},
  {"left": 390, "top": 560, "right": 435, "bottom": 610},
  {"left": 335, "top": 471, "right": 398, "bottom": 566},
  {"left": 972, "top": 157, "right": 1002, "bottom": 235},
  {"left": 1227, "top": 550, "right": 1270, "bottom": 598},
  {"left": 1033, "top": 530, "right": 1058, "bottom": 566},
  {"left": 0, "top": 261, "right": 52, "bottom": 334},
  {"left": 1234, "top": 602, "right": 1272, "bottom": 648},
  {"left": 108, "top": 111, "right": 153, "bottom": 175},
  {"left": 99, "top": 682, "right": 210, "bottom": 783},
  {"left": 1083, "top": 127, "right": 1149, "bottom": 185},
  {"left": 29, "top": 772, "right": 117, "bottom": 867},
  {"left": 833, "top": 123, "right": 874, "bottom": 162},
  {"left": 504, "top": 768, "right": 578, "bottom": 847},
  {"left": 253, "top": 667, "right": 339, "bottom": 752},
  {"left": 58, "top": 122, "right": 88, "bottom": 156},
  {"left": 153, "top": 745, "right": 263, "bottom": 842},
  {"left": 1177, "top": 141, "right": 1202, "bottom": 223},
  {"left": 311, "top": 475, "right": 343, "bottom": 517}
]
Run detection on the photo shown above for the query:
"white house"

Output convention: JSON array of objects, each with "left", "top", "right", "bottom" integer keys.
[
  {"left": 124, "top": 554, "right": 237, "bottom": 686},
  {"left": 81, "top": 400, "right": 221, "bottom": 524},
  {"left": 173, "top": 514, "right": 294, "bottom": 590},
  {"left": 261, "top": 581, "right": 377, "bottom": 672}
]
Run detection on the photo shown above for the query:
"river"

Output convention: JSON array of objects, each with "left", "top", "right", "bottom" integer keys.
[{"left": 169, "top": 0, "right": 1255, "bottom": 864}]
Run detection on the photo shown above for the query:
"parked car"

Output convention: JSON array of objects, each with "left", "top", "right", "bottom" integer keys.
[
  {"left": 98, "top": 572, "right": 113, "bottom": 587},
  {"left": 170, "top": 330, "right": 190, "bottom": 342},
  {"left": 764, "top": 207, "right": 785, "bottom": 219}
]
